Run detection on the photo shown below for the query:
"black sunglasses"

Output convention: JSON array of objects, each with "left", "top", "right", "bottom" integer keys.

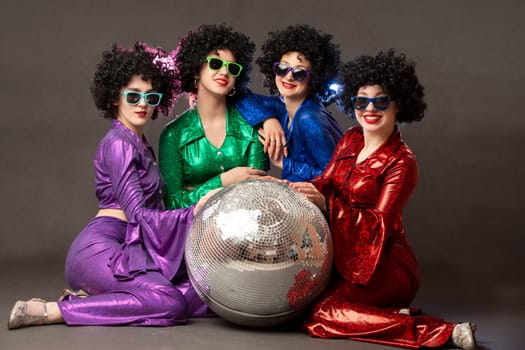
[
  {"left": 273, "top": 62, "right": 311, "bottom": 82},
  {"left": 206, "top": 56, "right": 243, "bottom": 77},
  {"left": 350, "top": 96, "right": 391, "bottom": 111}
]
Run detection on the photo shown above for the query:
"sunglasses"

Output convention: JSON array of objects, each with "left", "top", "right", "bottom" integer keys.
[
  {"left": 206, "top": 56, "right": 243, "bottom": 77},
  {"left": 350, "top": 96, "right": 391, "bottom": 111},
  {"left": 273, "top": 62, "right": 311, "bottom": 82},
  {"left": 122, "top": 91, "right": 163, "bottom": 107}
]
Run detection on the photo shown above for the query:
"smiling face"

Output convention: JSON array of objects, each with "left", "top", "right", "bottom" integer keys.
[
  {"left": 354, "top": 84, "right": 398, "bottom": 135},
  {"left": 116, "top": 75, "right": 156, "bottom": 135},
  {"left": 197, "top": 49, "right": 237, "bottom": 98},
  {"left": 274, "top": 51, "right": 312, "bottom": 103}
]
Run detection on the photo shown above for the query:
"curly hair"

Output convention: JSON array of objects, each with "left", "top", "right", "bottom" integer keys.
[
  {"left": 255, "top": 24, "right": 341, "bottom": 103},
  {"left": 175, "top": 24, "right": 255, "bottom": 96},
  {"left": 339, "top": 49, "right": 426, "bottom": 123},
  {"left": 90, "top": 42, "right": 179, "bottom": 120}
]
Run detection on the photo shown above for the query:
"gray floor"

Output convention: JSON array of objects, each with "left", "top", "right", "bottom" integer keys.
[{"left": 1, "top": 260, "right": 523, "bottom": 350}]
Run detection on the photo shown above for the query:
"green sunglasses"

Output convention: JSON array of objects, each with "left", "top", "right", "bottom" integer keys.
[{"left": 206, "top": 56, "right": 243, "bottom": 77}]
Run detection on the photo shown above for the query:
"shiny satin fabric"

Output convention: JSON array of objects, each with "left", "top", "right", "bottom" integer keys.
[
  {"left": 159, "top": 104, "right": 268, "bottom": 209},
  {"left": 58, "top": 120, "right": 213, "bottom": 326},
  {"left": 304, "top": 126, "right": 454, "bottom": 348},
  {"left": 306, "top": 294, "right": 453, "bottom": 349},
  {"left": 61, "top": 217, "right": 213, "bottom": 326},
  {"left": 235, "top": 90, "right": 343, "bottom": 181}
]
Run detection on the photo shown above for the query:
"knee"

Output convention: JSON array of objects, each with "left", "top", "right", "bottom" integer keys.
[{"left": 153, "top": 286, "right": 189, "bottom": 320}]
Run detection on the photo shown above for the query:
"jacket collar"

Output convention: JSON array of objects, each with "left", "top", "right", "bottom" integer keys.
[
  {"left": 111, "top": 119, "right": 152, "bottom": 154},
  {"left": 179, "top": 104, "right": 254, "bottom": 147},
  {"left": 335, "top": 126, "right": 402, "bottom": 163}
]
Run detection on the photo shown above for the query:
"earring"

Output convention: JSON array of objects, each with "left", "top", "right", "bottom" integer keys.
[
  {"left": 194, "top": 78, "right": 199, "bottom": 89},
  {"left": 228, "top": 87, "right": 236, "bottom": 97}
]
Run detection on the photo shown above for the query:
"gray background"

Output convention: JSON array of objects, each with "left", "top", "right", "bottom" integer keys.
[{"left": 1, "top": 0, "right": 524, "bottom": 338}]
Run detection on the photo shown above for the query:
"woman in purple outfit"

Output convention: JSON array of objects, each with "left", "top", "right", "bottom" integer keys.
[{"left": 7, "top": 42, "right": 215, "bottom": 329}]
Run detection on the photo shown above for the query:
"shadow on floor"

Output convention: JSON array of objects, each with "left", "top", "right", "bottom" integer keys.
[{"left": 1, "top": 260, "right": 523, "bottom": 350}]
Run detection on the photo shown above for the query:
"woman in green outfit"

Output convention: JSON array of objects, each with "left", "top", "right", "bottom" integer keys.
[{"left": 159, "top": 24, "right": 268, "bottom": 209}]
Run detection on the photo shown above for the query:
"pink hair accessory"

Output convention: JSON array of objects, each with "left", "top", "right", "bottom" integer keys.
[{"left": 141, "top": 42, "right": 182, "bottom": 115}]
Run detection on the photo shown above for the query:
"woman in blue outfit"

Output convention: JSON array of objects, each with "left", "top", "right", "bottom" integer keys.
[
  {"left": 235, "top": 24, "right": 343, "bottom": 181},
  {"left": 7, "top": 42, "right": 215, "bottom": 329}
]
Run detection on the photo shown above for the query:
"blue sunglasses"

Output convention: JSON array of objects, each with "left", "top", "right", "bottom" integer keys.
[
  {"left": 273, "top": 62, "right": 311, "bottom": 82},
  {"left": 351, "top": 96, "right": 391, "bottom": 111}
]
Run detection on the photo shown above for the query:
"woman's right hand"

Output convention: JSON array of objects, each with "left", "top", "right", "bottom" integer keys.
[
  {"left": 220, "top": 166, "right": 266, "bottom": 187},
  {"left": 288, "top": 182, "right": 327, "bottom": 213}
]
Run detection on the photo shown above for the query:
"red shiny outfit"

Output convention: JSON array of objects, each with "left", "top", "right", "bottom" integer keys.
[{"left": 304, "top": 127, "right": 454, "bottom": 349}]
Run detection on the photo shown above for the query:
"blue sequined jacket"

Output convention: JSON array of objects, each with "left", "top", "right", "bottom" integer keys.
[{"left": 236, "top": 91, "right": 343, "bottom": 181}]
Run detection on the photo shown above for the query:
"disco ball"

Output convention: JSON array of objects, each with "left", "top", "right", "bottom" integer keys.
[{"left": 184, "top": 179, "right": 333, "bottom": 327}]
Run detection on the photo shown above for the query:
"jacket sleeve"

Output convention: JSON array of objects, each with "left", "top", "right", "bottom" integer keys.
[
  {"left": 176, "top": 174, "right": 222, "bottom": 209},
  {"left": 246, "top": 131, "right": 270, "bottom": 171},
  {"left": 376, "top": 156, "right": 418, "bottom": 215},
  {"left": 104, "top": 138, "right": 194, "bottom": 280},
  {"left": 234, "top": 89, "right": 285, "bottom": 127},
  {"left": 311, "top": 131, "right": 349, "bottom": 205}
]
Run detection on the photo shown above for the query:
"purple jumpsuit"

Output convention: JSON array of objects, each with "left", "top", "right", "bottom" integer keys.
[{"left": 58, "top": 120, "right": 213, "bottom": 326}]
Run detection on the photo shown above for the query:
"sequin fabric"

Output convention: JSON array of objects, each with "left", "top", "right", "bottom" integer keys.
[
  {"left": 235, "top": 90, "right": 343, "bottom": 181},
  {"left": 304, "top": 126, "right": 455, "bottom": 348},
  {"left": 159, "top": 104, "right": 268, "bottom": 209}
]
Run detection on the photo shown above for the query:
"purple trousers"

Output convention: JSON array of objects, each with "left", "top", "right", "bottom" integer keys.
[{"left": 58, "top": 216, "right": 213, "bottom": 326}]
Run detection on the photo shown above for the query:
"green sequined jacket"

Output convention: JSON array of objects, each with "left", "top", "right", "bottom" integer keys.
[{"left": 159, "top": 105, "right": 268, "bottom": 209}]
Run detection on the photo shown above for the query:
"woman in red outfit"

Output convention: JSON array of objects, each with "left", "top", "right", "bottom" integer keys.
[{"left": 289, "top": 49, "right": 477, "bottom": 349}]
